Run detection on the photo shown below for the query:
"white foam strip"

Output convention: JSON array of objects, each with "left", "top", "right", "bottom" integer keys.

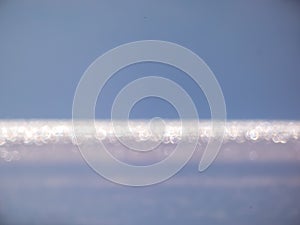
[{"left": 0, "top": 120, "right": 299, "bottom": 146}]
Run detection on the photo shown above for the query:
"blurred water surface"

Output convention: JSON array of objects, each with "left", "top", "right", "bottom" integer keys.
[{"left": 0, "top": 120, "right": 299, "bottom": 225}]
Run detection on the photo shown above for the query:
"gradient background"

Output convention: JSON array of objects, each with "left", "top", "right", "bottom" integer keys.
[
  {"left": 0, "top": 1, "right": 300, "bottom": 225},
  {"left": 0, "top": 0, "right": 299, "bottom": 120}
]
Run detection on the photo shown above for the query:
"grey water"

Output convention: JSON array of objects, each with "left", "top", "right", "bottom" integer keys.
[{"left": 0, "top": 121, "right": 300, "bottom": 225}]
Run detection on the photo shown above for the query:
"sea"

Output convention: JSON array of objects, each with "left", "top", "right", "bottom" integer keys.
[{"left": 0, "top": 120, "right": 299, "bottom": 225}]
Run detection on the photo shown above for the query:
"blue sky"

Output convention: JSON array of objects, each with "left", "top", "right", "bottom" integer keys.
[{"left": 0, "top": 0, "right": 299, "bottom": 119}]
